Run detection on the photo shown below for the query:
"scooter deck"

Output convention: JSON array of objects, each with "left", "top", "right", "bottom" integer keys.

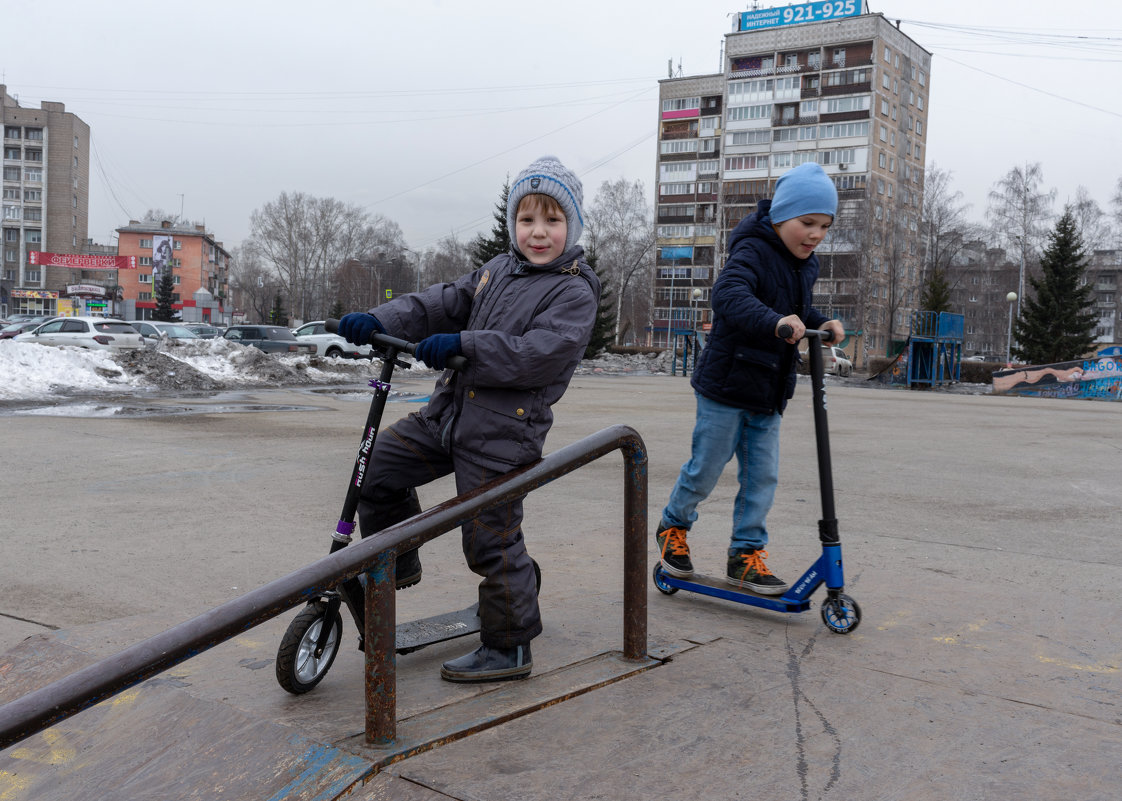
[
  {"left": 659, "top": 569, "right": 813, "bottom": 614},
  {"left": 395, "top": 603, "right": 480, "bottom": 654}
]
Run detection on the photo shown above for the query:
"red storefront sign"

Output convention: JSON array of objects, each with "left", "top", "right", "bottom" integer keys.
[{"left": 28, "top": 252, "right": 137, "bottom": 270}]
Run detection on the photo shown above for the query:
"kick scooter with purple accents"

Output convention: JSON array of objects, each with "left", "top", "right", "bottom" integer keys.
[
  {"left": 652, "top": 326, "right": 861, "bottom": 634},
  {"left": 274, "top": 320, "right": 539, "bottom": 693}
]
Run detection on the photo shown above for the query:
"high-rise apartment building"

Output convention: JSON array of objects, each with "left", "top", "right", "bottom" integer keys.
[
  {"left": 1, "top": 85, "right": 90, "bottom": 318},
  {"left": 655, "top": 5, "right": 931, "bottom": 363}
]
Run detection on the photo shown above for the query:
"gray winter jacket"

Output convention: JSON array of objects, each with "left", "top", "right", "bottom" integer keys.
[{"left": 369, "top": 246, "right": 601, "bottom": 471}]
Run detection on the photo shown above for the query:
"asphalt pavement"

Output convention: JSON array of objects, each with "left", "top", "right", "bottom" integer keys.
[{"left": 1, "top": 372, "right": 1119, "bottom": 800}]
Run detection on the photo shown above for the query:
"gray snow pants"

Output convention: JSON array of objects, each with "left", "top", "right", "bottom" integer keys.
[{"left": 356, "top": 410, "right": 542, "bottom": 649}]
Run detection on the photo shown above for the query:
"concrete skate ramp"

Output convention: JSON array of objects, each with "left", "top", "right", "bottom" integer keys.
[{"left": 0, "top": 634, "right": 372, "bottom": 801}]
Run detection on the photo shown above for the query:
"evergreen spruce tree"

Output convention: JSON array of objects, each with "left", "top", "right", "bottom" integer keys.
[
  {"left": 583, "top": 244, "right": 616, "bottom": 359},
  {"left": 470, "top": 180, "right": 511, "bottom": 267},
  {"left": 154, "top": 271, "right": 179, "bottom": 322},
  {"left": 269, "top": 293, "right": 289, "bottom": 327},
  {"left": 1012, "top": 207, "right": 1096, "bottom": 365},
  {"left": 919, "top": 268, "right": 952, "bottom": 314},
  {"left": 329, "top": 300, "right": 345, "bottom": 321}
]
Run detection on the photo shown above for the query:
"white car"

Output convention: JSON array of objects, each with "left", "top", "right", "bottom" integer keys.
[
  {"left": 14, "top": 316, "right": 145, "bottom": 351},
  {"left": 822, "top": 345, "right": 853, "bottom": 377},
  {"left": 128, "top": 320, "right": 202, "bottom": 346},
  {"left": 292, "top": 321, "right": 371, "bottom": 359}
]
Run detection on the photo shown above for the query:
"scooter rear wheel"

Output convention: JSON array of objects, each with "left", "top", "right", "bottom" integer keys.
[
  {"left": 652, "top": 563, "right": 679, "bottom": 595},
  {"left": 820, "top": 593, "right": 861, "bottom": 634},
  {"left": 276, "top": 602, "right": 343, "bottom": 694}
]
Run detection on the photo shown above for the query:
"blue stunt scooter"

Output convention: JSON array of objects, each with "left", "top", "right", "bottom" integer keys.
[{"left": 652, "top": 327, "right": 861, "bottom": 634}]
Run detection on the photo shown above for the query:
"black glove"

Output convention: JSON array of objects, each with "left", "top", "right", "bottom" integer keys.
[
  {"left": 338, "top": 313, "right": 384, "bottom": 346},
  {"left": 413, "top": 333, "right": 462, "bottom": 370}
]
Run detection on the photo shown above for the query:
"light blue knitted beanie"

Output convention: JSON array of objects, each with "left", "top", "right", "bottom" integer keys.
[
  {"left": 507, "top": 155, "right": 585, "bottom": 252},
  {"left": 769, "top": 163, "right": 838, "bottom": 223}
]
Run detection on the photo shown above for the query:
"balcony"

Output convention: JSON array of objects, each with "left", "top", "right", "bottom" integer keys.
[
  {"left": 821, "top": 81, "right": 872, "bottom": 97},
  {"left": 772, "top": 114, "right": 818, "bottom": 127}
]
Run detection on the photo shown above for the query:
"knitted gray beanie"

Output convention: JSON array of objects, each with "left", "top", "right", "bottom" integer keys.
[{"left": 506, "top": 155, "right": 585, "bottom": 253}]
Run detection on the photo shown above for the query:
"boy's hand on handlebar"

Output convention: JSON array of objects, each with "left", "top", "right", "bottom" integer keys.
[
  {"left": 414, "top": 333, "right": 462, "bottom": 370},
  {"left": 338, "top": 313, "right": 384, "bottom": 346},
  {"left": 777, "top": 315, "right": 805, "bottom": 344},
  {"left": 821, "top": 319, "right": 845, "bottom": 344}
]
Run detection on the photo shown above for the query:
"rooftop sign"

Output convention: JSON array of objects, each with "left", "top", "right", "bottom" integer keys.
[{"left": 738, "top": 1, "right": 861, "bottom": 32}]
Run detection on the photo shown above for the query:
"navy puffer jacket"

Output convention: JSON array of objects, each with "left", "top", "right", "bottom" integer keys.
[{"left": 691, "top": 199, "right": 829, "bottom": 414}]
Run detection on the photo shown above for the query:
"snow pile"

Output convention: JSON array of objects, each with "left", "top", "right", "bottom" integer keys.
[{"left": 0, "top": 338, "right": 679, "bottom": 403}]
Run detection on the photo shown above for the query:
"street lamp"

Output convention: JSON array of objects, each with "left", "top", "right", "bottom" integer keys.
[{"left": 1005, "top": 291, "right": 1017, "bottom": 365}]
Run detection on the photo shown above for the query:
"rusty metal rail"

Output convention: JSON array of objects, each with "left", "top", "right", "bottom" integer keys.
[{"left": 0, "top": 424, "right": 648, "bottom": 750}]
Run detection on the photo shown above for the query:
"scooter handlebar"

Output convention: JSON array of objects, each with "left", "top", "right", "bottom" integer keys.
[
  {"left": 777, "top": 324, "right": 835, "bottom": 343},
  {"left": 325, "top": 318, "right": 468, "bottom": 371}
]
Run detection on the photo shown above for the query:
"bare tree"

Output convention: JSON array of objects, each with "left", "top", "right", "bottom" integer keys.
[
  {"left": 986, "top": 163, "right": 1056, "bottom": 317},
  {"left": 1068, "top": 186, "right": 1104, "bottom": 245},
  {"left": 1111, "top": 177, "right": 1122, "bottom": 248},
  {"left": 228, "top": 243, "right": 278, "bottom": 323},
  {"left": 585, "top": 178, "right": 654, "bottom": 346},
  {"left": 421, "top": 233, "right": 475, "bottom": 286},
  {"left": 247, "top": 192, "right": 398, "bottom": 324}
]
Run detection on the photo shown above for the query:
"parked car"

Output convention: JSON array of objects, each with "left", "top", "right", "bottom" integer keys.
[
  {"left": 5, "top": 313, "right": 53, "bottom": 324},
  {"left": 222, "top": 324, "right": 317, "bottom": 355},
  {"left": 13, "top": 316, "right": 145, "bottom": 351},
  {"left": 128, "top": 320, "right": 202, "bottom": 345},
  {"left": 182, "top": 323, "right": 224, "bottom": 339},
  {"left": 822, "top": 345, "right": 853, "bottom": 377},
  {"left": 291, "top": 320, "right": 370, "bottom": 359},
  {"left": 0, "top": 320, "right": 51, "bottom": 340}
]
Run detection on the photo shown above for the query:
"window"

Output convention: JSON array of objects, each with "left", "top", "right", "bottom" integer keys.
[
  {"left": 699, "top": 116, "right": 719, "bottom": 135},
  {"left": 662, "top": 97, "right": 700, "bottom": 113},
  {"left": 3, "top": 126, "right": 19, "bottom": 139},
  {"left": 820, "top": 121, "right": 868, "bottom": 138},
  {"left": 807, "top": 51, "right": 821, "bottom": 69},
  {"left": 25, "top": 229, "right": 42, "bottom": 243},
  {"left": 24, "top": 189, "right": 41, "bottom": 201},
  {"left": 660, "top": 139, "right": 698, "bottom": 154},
  {"left": 3, "top": 228, "right": 17, "bottom": 242},
  {"left": 660, "top": 182, "right": 695, "bottom": 196},
  {"left": 832, "top": 48, "right": 846, "bottom": 66},
  {"left": 697, "top": 159, "right": 719, "bottom": 174},
  {"left": 883, "top": 46, "right": 891, "bottom": 62},
  {"left": 74, "top": 135, "right": 79, "bottom": 148},
  {"left": 139, "top": 256, "right": 152, "bottom": 266},
  {"left": 724, "top": 155, "right": 769, "bottom": 171},
  {"left": 880, "top": 99, "right": 889, "bottom": 116},
  {"left": 917, "top": 95, "right": 924, "bottom": 110},
  {"left": 784, "top": 54, "right": 798, "bottom": 68},
  {"left": 1, "top": 188, "right": 17, "bottom": 201},
  {"left": 882, "top": 74, "right": 890, "bottom": 90},
  {"left": 73, "top": 195, "right": 78, "bottom": 208},
  {"left": 3, "top": 147, "right": 20, "bottom": 160},
  {"left": 916, "top": 120, "right": 923, "bottom": 135},
  {"left": 26, "top": 128, "right": 43, "bottom": 141},
  {"left": 728, "top": 129, "right": 770, "bottom": 145},
  {"left": 140, "top": 273, "right": 152, "bottom": 284},
  {"left": 822, "top": 95, "right": 870, "bottom": 114},
  {"left": 23, "top": 208, "right": 42, "bottom": 221},
  {"left": 24, "top": 168, "right": 42, "bottom": 181},
  {"left": 25, "top": 149, "right": 42, "bottom": 162},
  {"left": 657, "top": 225, "right": 695, "bottom": 238},
  {"left": 2, "top": 205, "right": 18, "bottom": 220},
  {"left": 727, "top": 79, "right": 774, "bottom": 104},
  {"left": 26, "top": 269, "right": 41, "bottom": 284},
  {"left": 3, "top": 166, "right": 19, "bottom": 181},
  {"left": 139, "top": 238, "right": 152, "bottom": 247},
  {"left": 879, "top": 125, "right": 888, "bottom": 142}
]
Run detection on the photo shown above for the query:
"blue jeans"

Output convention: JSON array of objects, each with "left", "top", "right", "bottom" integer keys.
[{"left": 661, "top": 391, "right": 782, "bottom": 554}]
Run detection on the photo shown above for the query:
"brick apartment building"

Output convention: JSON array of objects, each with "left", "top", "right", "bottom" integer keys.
[
  {"left": 655, "top": 4, "right": 931, "bottom": 365},
  {"left": 115, "top": 220, "right": 231, "bottom": 323}
]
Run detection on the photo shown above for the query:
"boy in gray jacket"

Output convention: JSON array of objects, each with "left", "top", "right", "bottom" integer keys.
[{"left": 338, "top": 155, "right": 600, "bottom": 681}]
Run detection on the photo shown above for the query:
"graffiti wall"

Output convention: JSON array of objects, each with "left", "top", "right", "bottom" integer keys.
[{"left": 992, "top": 355, "right": 1122, "bottom": 400}]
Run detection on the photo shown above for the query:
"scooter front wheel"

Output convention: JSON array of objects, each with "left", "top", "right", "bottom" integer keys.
[
  {"left": 820, "top": 593, "right": 861, "bottom": 634},
  {"left": 276, "top": 602, "right": 343, "bottom": 694}
]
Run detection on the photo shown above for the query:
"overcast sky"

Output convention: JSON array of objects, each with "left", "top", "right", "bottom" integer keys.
[{"left": 5, "top": 0, "right": 1121, "bottom": 254}]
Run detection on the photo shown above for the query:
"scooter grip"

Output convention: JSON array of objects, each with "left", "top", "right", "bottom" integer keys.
[
  {"left": 777, "top": 324, "right": 835, "bottom": 343},
  {"left": 325, "top": 318, "right": 468, "bottom": 371}
]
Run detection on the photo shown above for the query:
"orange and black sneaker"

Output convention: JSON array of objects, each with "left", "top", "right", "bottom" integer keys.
[
  {"left": 656, "top": 525, "right": 694, "bottom": 577},
  {"left": 727, "top": 549, "right": 788, "bottom": 595}
]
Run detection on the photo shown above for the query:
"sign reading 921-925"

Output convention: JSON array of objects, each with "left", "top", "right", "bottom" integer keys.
[{"left": 739, "top": 1, "right": 861, "bottom": 32}]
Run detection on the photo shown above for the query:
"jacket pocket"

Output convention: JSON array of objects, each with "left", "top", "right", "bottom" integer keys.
[
  {"left": 718, "top": 345, "right": 782, "bottom": 404},
  {"left": 454, "top": 386, "right": 539, "bottom": 467}
]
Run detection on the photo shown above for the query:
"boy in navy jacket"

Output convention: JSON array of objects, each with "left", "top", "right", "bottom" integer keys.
[{"left": 656, "top": 163, "right": 845, "bottom": 594}]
